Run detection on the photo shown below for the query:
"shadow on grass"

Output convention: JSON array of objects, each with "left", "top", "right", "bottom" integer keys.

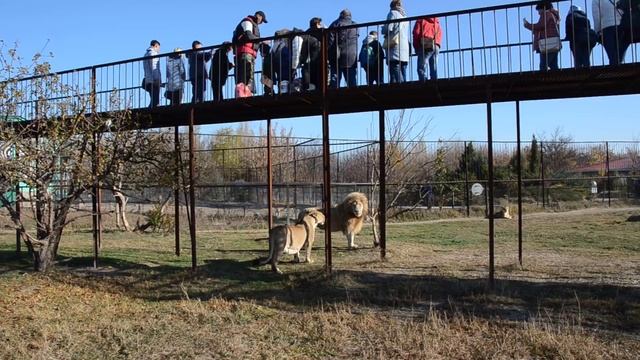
[{"left": 2, "top": 250, "right": 638, "bottom": 333}]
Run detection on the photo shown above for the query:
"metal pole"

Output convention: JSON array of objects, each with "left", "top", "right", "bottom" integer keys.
[
  {"left": 486, "top": 94, "right": 496, "bottom": 290},
  {"left": 267, "top": 119, "right": 274, "bottom": 230},
  {"left": 293, "top": 145, "right": 298, "bottom": 210},
  {"left": 15, "top": 183, "right": 21, "bottom": 254},
  {"left": 516, "top": 101, "right": 523, "bottom": 266},
  {"left": 189, "top": 109, "right": 197, "bottom": 270},
  {"left": 90, "top": 67, "right": 99, "bottom": 268},
  {"left": 606, "top": 141, "right": 611, "bottom": 207},
  {"left": 379, "top": 111, "right": 387, "bottom": 259},
  {"left": 464, "top": 141, "right": 470, "bottom": 217},
  {"left": 174, "top": 126, "right": 181, "bottom": 256},
  {"left": 321, "top": 29, "right": 332, "bottom": 275},
  {"left": 540, "top": 141, "right": 546, "bottom": 208}
]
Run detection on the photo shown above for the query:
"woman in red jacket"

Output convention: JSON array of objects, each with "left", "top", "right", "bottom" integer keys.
[
  {"left": 524, "top": 1, "right": 561, "bottom": 71},
  {"left": 412, "top": 17, "right": 442, "bottom": 81}
]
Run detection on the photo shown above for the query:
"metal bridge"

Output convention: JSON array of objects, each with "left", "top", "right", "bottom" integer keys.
[{"left": 5, "top": 0, "right": 640, "bottom": 286}]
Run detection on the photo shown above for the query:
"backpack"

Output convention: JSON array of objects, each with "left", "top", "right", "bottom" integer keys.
[
  {"left": 359, "top": 43, "right": 376, "bottom": 69},
  {"left": 618, "top": 0, "right": 640, "bottom": 43}
]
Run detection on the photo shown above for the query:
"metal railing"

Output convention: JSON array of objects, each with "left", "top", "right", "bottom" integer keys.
[{"left": 3, "top": 0, "right": 640, "bottom": 121}]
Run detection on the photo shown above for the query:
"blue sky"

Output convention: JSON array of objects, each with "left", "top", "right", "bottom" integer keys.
[{"left": 2, "top": 0, "right": 638, "bottom": 142}]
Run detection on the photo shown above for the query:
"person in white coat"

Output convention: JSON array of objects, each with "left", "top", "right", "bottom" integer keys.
[
  {"left": 592, "top": 0, "right": 630, "bottom": 65},
  {"left": 382, "top": 0, "right": 410, "bottom": 83}
]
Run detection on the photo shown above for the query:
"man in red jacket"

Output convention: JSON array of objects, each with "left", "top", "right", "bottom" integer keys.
[
  {"left": 233, "top": 11, "right": 268, "bottom": 93},
  {"left": 412, "top": 17, "right": 442, "bottom": 81}
]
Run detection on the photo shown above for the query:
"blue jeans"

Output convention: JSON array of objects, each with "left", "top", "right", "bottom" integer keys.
[
  {"left": 539, "top": 51, "right": 559, "bottom": 71},
  {"left": 417, "top": 45, "right": 440, "bottom": 81},
  {"left": 330, "top": 64, "right": 357, "bottom": 88},
  {"left": 389, "top": 60, "right": 408, "bottom": 83},
  {"left": 602, "top": 26, "right": 630, "bottom": 66}
]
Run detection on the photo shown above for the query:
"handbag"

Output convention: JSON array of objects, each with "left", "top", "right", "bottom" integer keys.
[
  {"left": 420, "top": 37, "right": 435, "bottom": 51},
  {"left": 538, "top": 36, "right": 562, "bottom": 52},
  {"left": 383, "top": 33, "right": 399, "bottom": 49}
]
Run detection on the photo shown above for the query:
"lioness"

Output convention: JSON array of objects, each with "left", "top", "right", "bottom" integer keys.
[{"left": 258, "top": 208, "right": 325, "bottom": 274}]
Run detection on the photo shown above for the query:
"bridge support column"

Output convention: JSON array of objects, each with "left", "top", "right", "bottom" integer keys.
[
  {"left": 486, "top": 95, "right": 495, "bottom": 290},
  {"left": 174, "top": 126, "right": 181, "bottom": 257},
  {"left": 188, "top": 109, "right": 197, "bottom": 270},
  {"left": 267, "top": 119, "right": 274, "bottom": 231},
  {"left": 322, "top": 109, "right": 332, "bottom": 275},
  {"left": 378, "top": 110, "right": 386, "bottom": 260},
  {"left": 90, "top": 67, "right": 102, "bottom": 268},
  {"left": 516, "top": 101, "right": 523, "bottom": 266}
]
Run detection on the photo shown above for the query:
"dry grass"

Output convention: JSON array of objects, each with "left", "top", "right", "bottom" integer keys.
[{"left": 1, "top": 208, "right": 639, "bottom": 359}]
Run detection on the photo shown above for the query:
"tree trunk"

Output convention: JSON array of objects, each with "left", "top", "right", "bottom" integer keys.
[
  {"left": 114, "top": 188, "right": 132, "bottom": 231},
  {"left": 30, "top": 233, "right": 61, "bottom": 272},
  {"left": 370, "top": 213, "right": 380, "bottom": 247}
]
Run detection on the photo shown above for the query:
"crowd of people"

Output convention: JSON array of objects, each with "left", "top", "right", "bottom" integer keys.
[{"left": 141, "top": 0, "right": 640, "bottom": 107}]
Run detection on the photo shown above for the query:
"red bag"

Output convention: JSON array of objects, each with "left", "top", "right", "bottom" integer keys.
[{"left": 235, "top": 83, "right": 253, "bottom": 98}]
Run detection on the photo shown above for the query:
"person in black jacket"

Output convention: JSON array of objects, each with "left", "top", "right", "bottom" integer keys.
[
  {"left": 328, "top": 9, "right": 358, "bottom": 88},
  {"left": 210, "top": 42, "right": 234, "bottom": 101},
  {"left": 189, "top": 40, "right": 212, "bottom": 103},
  {"left": 565, "top": 5, "right": 597, "bottom": 68},
  {"left": 359, "top": 31, "right": 385, "bottom": 85},
  {"left": 299, "top": 17, "right": 324, "bottom": 91}
]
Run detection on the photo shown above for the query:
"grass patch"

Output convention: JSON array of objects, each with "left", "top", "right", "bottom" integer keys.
[{"left": 1, "top": 208, "right": 639, "bottom": 358}]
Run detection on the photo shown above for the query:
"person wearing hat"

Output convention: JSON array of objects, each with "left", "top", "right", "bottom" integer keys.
[
  {"left": 565, "top": 5, "right": 598, "bottom": 68},
  {"left": 165, "top": 47, "right": 186, "bottom": 105},
  {"left": 233, "top": 11, "right": 268, "bottom": 93},
  {"left": 188, "top": 40, "right": 212, "bottom": 103}
]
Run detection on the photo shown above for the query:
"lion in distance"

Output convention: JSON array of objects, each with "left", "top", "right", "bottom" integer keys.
[{"left": 300, "top": 192, "right": 370, "bottom": 249}]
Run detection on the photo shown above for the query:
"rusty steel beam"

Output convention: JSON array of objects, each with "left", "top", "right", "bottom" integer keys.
[
  {"left": 516, "top": 101, "right": 523, "bottom": 266},
  {"left": 267, "top": 119, "right": 274, "bottom": 231},
  {"left": 189, "top": 109, "right": 197, "bottom": 270},
  {"left": 486, "top": 93, "right": 495, "bottom": 289},
  {"left": 91, "top": 67, "right": 99, "bottom": 268},
  {"left": 174, "top": 126, "right": 181, "bottom": 256},
  {"left": 378, "top": 111, "right": 387, "bottom": 259},
  {"left": 321, "top": 29, "right": 332, "bottom": 275}
]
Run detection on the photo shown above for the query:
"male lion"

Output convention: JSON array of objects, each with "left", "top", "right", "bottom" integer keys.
[
  {"left": 300, "top": 192, "right": 369, "bottom": 249},
  {"left": 258, "top": 208, "right": 325, "bottom": 274}
]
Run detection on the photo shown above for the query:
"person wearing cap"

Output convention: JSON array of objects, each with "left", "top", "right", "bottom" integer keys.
[
  {"left": 188, "top": 40, "right": 212, "bottom": 103},
  {"left": 328, "top": 9, "right": 359, "bottom": 88},
  {"left": 165, "top": 48, "right": 186, "bottom": 105},
  {"left": 143, "top": 40, "right": 162, "bottom": 108},
  {"left": 210, "top": 42, "right": 235, "bottom": 101},
  {"left": 233, "top": 11, "right": 268, "bottom": 93},
  {"left": 565, "top": 5, "right": 598, "bottom": 68}
]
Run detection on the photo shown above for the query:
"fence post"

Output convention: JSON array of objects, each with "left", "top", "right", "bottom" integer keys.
[
  {"left": 606, "top": 141, "right": 611, "bottom": 207},
  {"left": 540, "top": 141, "right": 546, "bottom": 208},
  {"left": 464, "top": 141, "right": 470, "bottom": 217}
]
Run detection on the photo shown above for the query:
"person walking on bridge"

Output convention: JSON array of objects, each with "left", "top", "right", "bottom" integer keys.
[
  {"left": 383, "top": 0, "right": 410, "bottom": 83},
  {"left": 593, "top": 0, "right": 630, "bottom": 65},
  {"left": 565, "top": 5, "right": 598, "bottom": 68},
  {"left": 165, "top": 48, "right": 186, "bottom": 105},
  {"left": 143, "top": 40, "right": 162, "bottom": 108},
  {"left": 188, "top": 40, "right": 212, "bottom": 103},
  {"left": 210, "top": 42, "right": 234, "bottom": 101},
  {"left": 299, "top": 17, "right": 324, "bottom": 91},
  {"left": 524, "top": 1, "right": 561, "bottom": 71},
  {"left": 328, "top": 9, "right": 359, "bottom": 88},
  {"left": 233, "top": 11, "right": 268, "bottom": 95},
  {"left": 413, "top": 16, "right": 442, "bottom": 81}
]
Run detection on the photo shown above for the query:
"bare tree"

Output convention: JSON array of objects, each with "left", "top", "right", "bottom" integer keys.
[
  {"left": 0, "top": 45, "right": 170, "bottom": 271},
  {"left": 369, "top": 110, "right": 436, "bottom": 246}
]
